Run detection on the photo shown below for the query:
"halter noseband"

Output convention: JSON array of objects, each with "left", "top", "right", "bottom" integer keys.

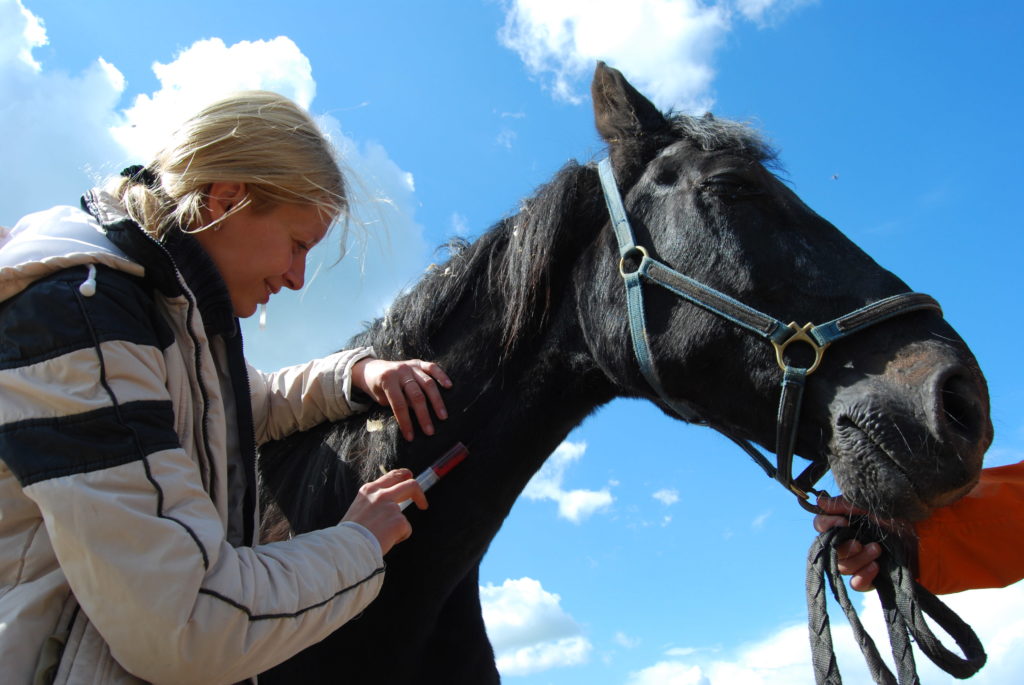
[{"left": 597, "top": 158, "right": 942, "bottom": 513}]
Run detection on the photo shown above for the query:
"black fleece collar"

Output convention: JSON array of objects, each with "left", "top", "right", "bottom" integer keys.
[
  {"left": 81, "top": 190, "right": 238, "bottom": 337},
  {"left": 161, "top": 229, "right": 237, "bottom": 337}
]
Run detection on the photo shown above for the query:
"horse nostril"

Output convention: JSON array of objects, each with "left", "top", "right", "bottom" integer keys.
[{"left": 936, "top": 372, "right": 983, "bottom": 443}]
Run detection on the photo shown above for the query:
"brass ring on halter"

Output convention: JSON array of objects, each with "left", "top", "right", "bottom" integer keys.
[{"left": 772, "top": 321, "right": 831, "bottom": 375}]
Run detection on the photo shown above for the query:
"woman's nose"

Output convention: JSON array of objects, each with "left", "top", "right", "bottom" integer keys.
[{"left": 283, "top": 255, "right": 306, "bottom": 290}]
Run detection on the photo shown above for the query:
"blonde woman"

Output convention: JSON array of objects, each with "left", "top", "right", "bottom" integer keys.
[{"left": 0, "top": 92, "right": 451, "bottom": 683}]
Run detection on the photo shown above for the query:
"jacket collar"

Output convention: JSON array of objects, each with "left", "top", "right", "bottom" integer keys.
[
  {"left": 81, "top": 190, "right": 238, "bottom": 337},
  {"left": 163, "top": 229, "right": 237, "bottom": 337}
]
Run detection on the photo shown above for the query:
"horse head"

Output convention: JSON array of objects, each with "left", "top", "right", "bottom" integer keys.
[{"left": 578, "top": 63, "right": 991, "bottom": 521}]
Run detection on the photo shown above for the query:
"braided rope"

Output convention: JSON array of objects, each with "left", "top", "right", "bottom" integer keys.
[{"left": 806, "top": 524, "right": 986, "bottom": 684}]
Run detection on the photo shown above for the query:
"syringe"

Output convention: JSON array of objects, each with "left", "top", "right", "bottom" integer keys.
[{"left": 398, "top": 442, "right": 470, "bottom": 511}]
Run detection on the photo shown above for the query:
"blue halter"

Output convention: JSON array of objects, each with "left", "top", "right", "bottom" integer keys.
[{"left": 597, "top": 158, "right": 942, "bottom": 512}]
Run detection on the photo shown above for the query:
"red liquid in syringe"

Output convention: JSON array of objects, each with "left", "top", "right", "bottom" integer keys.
[{"left": 399, "top": 442, "right": 469, "bottom": 511}]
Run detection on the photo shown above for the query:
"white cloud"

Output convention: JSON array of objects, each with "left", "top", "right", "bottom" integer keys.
[
  {"left": 559, "top": 488, "right": 613, "bottom": 522},
  {"left": 498, "top": 0, "right": 817, "bottom": 112},
  {"left": 2, "top": 0, "right": 45, "bottom": 71},
  {"left": 751, "top": 510, "right": 771, "bottom": 529},
  {"left": 498, "top": 0, "right": 729, "bottom": 111},
  {"left": 653, "top": 488, "right": 680, "bottom": 506},
  {"left": 630, "top": 580, "right": 1024, "bottom": 684},
  {"left": 451, "top": 211, "right": 470, "bottom": 237},
  {"left": 523, "top": 441, "right": 613, "bottom": 523},
  {"left": 481, "top": 577, "right": 592, "bottom": 676},
  {"left": 496, "top": 636, "right": 591, "bottom": 676},
  {"left": 110, "top": 36, "right": 316, "bottom": 163},
  {"left": 615, "top": 631, "right": 642, "bottom": 649},
  {"left": 496, "top": 127, "right": 518, "bottom": 149},
  {"left": 629, "top": 661, "right": 708, "bottom": 685},
  {"left": 735, "top": 0, "right": 818, "bottom": 27},
  {"left": 0, "top": 0, "right": 127, "bottom": 225}
]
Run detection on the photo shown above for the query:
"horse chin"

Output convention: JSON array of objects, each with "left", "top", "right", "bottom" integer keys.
[{"left": 828, "top": 406, "right": 969, "bottom": 522}]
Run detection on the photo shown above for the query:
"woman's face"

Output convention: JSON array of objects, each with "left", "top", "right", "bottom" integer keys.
[{"left": 195, "top": 184, "right": 331, "bottom": 318}]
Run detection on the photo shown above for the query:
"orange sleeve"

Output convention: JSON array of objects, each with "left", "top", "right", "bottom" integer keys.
[{"left": 915, "top": 461, "right": 1024, "bottom": 595}]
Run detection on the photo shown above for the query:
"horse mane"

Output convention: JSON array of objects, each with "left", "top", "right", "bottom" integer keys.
[{"left": 261, "top": 113, "right": 776, "bottom": 532}]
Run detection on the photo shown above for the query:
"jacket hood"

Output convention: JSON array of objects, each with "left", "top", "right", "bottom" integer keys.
[
  {"left": 0, "top": 196, "right": 145, "bottom": 305},
  {"left": 2, "top": 190, "right": 238, "bottom": 336}
]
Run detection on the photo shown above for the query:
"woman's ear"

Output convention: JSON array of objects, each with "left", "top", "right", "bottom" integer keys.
[{"left": 206, "top": 182, "right": 247, "bottom": 220}]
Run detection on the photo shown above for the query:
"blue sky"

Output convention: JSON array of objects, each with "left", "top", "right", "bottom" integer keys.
[{"left": 3, "top": 1, "right": 1023, "bottom": 682}]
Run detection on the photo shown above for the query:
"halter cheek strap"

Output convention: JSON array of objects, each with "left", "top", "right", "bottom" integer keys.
[{"left": 597, "top": 158, "right": 942, "bottom": 511}]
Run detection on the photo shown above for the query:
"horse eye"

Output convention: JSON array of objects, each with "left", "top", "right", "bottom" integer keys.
[
  {"left": 701, "top": 174, "right": 759, "bottom": 200},
  {"left": 650, "top": 160, "right": 682, "bottom": 186}
]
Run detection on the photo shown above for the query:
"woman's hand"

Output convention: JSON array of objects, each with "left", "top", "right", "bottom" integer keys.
[
  {"left": 352, "top": 358, "right": 452, "bottom": 441},
  {"left": 342, "top": 469, "right": 428, "bottom": 555},
  {"left": 813, "top": 495, "right": 884, "bottom": 591}
]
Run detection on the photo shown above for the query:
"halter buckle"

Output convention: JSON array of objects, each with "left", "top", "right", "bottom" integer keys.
[
  {"left": 787, "top": 481, "right": 811, "bottom": 500},
  {"left": 618, "top": 246, "right": 649, "bottom": 277},
  {"left": 790, "top": 483, "right": 832, "bottom": 514},
  {"left": 773, "top": 322, "right": 830, "bottom": 375}
]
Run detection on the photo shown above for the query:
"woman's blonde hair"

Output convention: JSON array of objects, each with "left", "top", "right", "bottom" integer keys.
[{"left": 113, "top": 91, "right": 347, "bottom": 240}]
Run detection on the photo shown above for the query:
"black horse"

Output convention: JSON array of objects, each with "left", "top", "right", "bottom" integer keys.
[{"left": 259, "top": 64, "right": 991, "bottom": 683}]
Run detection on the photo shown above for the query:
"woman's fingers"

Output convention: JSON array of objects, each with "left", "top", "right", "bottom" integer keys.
[
  {"left": 387, "top": 475, "right": 430, "bottom": 512},
  {"left": 836, "top": 540, "right": 882, "bottom": 572},
  {"left": 813, "top": 495, "right": 885, "bottom": 591},
  {"left": 358, "top": 359, "right": 453, "bottom": 441},
  {"left": 813, "top": 513, "right": 850, "bottom": 533},
  {"left": 817, "top": 494, "right": 860, "bottom": 516},
  {"left": 343, "top": 469, "right": 428, "bottom": 555},
  {"left": 365, "top": 468, "right": 415, "bottom": 489},
  {"left": 418, "top": 361, "right": 451, "bottom": 421},
  {"left": 393, "top": 362, "right": 452, "bottom": 440},
  {"left": 363, "top": 468, "right": 428, "bottom": 510},
  {"left": 382, "top": 374, "right": 423, "bottom": 441}
]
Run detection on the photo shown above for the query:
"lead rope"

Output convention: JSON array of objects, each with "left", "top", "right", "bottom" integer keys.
[{"left": 806, "top": 522, "right": 987, "bottom": 684}]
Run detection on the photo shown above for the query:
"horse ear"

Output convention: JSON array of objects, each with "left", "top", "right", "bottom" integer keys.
[{"left": 591, "top": 62, "right": 667, "bottom": 143}]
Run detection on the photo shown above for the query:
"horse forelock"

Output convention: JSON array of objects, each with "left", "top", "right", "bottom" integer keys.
[{"left": 668, "top": 112, "right": 780, "bottom": 168}]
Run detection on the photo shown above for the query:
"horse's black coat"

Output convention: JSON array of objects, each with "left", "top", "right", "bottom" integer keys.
[{"left": 259, "top": 64, "right": 991, "bottom": 683}]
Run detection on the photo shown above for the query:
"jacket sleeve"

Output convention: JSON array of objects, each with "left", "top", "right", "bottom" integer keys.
[
  {"left": 915, "top": 461, "right": 1024, "bottom": 594},
  {"left": 1, "top": 271, "right": 385, "bottom": 683},
  {"left": 248, "top": 346, "right": 376, "bottom": 445}
]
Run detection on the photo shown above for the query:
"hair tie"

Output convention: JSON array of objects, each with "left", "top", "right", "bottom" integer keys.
[{"left": 120, "top": 165, "right": 158, "bottom": 188}]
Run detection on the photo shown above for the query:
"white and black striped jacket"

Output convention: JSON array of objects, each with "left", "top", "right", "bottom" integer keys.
[{"left": 0, "top": 191, "right": 383, "bottom": 684}]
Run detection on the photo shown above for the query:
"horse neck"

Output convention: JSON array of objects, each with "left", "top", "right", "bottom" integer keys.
[
  {"left": 379, "top": 206, "right": 617, "bottom": 490},
  {"left": 404, "top": 282, "right": 615, "bottom": 483}
]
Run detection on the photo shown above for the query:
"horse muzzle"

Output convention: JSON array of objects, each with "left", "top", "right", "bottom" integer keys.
[{"left": 827, "top": 346, "right": 992, "bottom": 521}]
